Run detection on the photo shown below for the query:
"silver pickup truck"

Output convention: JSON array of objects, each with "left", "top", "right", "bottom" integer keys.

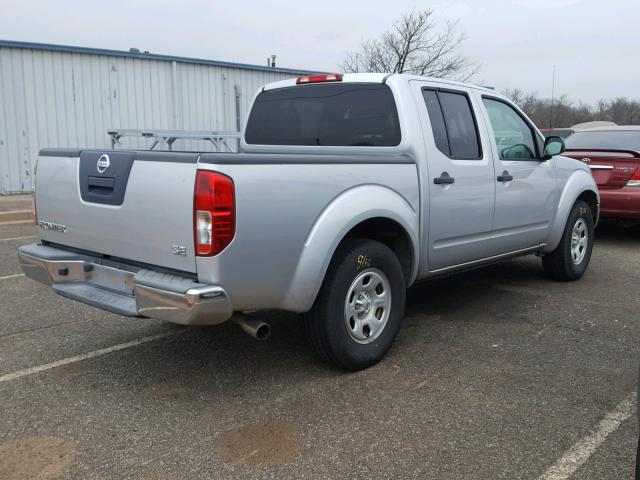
[{"left": 19, "top": 73, "right": 599, "bottom": 370}]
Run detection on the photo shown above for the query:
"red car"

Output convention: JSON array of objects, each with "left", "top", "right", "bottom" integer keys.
[{"left": 564, "top": 126, "right": 640, "bottom": 219}]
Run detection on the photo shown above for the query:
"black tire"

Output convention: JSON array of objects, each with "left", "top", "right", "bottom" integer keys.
[
  {"left": 542, "top": 200, "right": 594, "bottom": 281},
  {"left": 636, "top": 437, "right": 640, "bottom": 480},
  {"left": 302, "top": 238, "right": 406, "bottom": 371}
]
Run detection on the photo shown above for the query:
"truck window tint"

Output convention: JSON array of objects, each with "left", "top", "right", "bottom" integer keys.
[
  {"left": 422, "top": 89, "right": 481, "bottom": 160},
  {"left": 245, "top": 83, "right": 401, "bottom": 146},
  {"left": 422, "top": 90, "right": 450, "bottom": 156},
  {"left": 565, "top": 131, "right": 640, "bottom": 150},
  {"left": 438, "top": 92, "right": 481, "bottom": 159},
  {"left": 482, "top": 98, "right": 537, "bottom": 160}
]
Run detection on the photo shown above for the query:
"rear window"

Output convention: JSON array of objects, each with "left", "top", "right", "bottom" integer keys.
[
  {"left": 245, "top": 83, "right": 401, "bottom": 146},
  {"left": 565, "top": 131, "right": 640, "bottom": 150}
]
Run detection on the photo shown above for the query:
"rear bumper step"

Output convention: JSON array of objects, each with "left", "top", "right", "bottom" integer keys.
[{"left": 18, "top": 243, "right": 233, "bottom": 325}]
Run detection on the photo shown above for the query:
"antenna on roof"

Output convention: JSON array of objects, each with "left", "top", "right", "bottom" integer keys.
[{"left": 549, "top": 64, "right": 556, "bottom": 129}]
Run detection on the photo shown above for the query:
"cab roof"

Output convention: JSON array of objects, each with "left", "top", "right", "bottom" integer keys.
[{"left": 261, "top": 72, "right": 502, "bottom": 97}]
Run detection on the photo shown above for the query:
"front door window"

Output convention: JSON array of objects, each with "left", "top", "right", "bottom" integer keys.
[{"left": 482, "top": 98, "right": 537, "bottom": 160}]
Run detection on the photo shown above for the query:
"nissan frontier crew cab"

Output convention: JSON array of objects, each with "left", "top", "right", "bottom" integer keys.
[{"left": 19, "top": 73, "right": 599, "bottom": 371}]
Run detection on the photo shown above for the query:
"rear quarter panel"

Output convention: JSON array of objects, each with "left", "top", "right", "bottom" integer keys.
[{"left": 195, "top": 158, "right": 419, "bottom": 312}]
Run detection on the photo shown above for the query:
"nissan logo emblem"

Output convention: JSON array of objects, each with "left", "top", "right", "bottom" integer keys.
[{"left": 97, "top": 154, "right": 110, "bottom": 173}]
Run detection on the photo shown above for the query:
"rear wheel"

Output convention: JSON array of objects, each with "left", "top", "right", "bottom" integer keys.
[
  {"left": 303, "top": 238, "right": 406, "bottom": 371},
  {"left": 542, "top": 200, "right": 594, "bottom": 281}
]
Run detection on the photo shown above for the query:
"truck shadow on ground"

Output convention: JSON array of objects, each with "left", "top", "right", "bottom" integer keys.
[
  {"left": 595, "top": 220, "right": 640, "bottom": 245},
  {"left": 69, "top": 254, "right": 548, "bottom": 394}
]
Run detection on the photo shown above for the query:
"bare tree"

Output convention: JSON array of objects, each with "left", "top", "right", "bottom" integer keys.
[
  {"left": 503, "top": 88, "right": 539, "bottom": 118},
  {"left": 341, "top": 9, "right": 478, "bottom": 81}
]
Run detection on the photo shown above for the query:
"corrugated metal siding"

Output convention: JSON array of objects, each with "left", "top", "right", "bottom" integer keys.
[{"left": 0, "top": 45, "right": 305, "bottom": 194}]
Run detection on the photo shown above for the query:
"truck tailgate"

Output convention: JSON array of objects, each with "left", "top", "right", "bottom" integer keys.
[{"left": 35, "top": 150, "right": 198, "bottom": 273}]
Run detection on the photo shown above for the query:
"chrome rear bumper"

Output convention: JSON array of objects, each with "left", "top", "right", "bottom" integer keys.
[{"left": 18, "top": 243, "right": 233, "bottom": 325}]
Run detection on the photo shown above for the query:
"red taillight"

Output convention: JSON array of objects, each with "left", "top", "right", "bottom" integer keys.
[
  {"left": 194, "top": 171, "right": 235, "bottom": 256},
  {"left": 626, "top": 167, "right": 640, "bottom": 187},
  {"left": 296, "top": 73, "right": 343, "bottom": 85}
]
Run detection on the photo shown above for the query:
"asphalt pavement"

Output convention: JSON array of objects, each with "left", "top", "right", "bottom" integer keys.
[{"left": 0, "top": 221, "right": 637, "bottom": 479}]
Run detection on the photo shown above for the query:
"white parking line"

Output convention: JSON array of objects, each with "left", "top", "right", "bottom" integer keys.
[
  {"left": 0, "top": 235, "right": 36, "bottom": 242},
  {"left": 0, "top": 273, "right": 25, "bottom": 281},
  {"left": 0, "top": 329, "right": 185, "bottom": 384},
  {"left": 538, "top": 390, "right": 637, "bottom": 480}
]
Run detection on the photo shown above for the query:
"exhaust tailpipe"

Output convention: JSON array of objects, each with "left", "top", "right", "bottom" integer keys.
[{"left": 233, "top": 313, "right": 271, "bottom": 341}]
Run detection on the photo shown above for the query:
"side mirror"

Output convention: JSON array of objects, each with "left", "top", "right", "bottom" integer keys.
[{"left": 542, "top": 136, "right": 565, "bottom": 159}]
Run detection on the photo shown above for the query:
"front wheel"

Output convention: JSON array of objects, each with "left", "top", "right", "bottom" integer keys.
[
  {"left": 302, "top": 238, "right": 406, "bottom": 371},
  {"left": 542, "top": 200, "right": 594, "bottom": 281}
]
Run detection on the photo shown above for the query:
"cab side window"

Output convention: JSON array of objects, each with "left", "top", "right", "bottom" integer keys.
[
  {"left": 422, "top": 89, "right": 482, "bottom": 160},
  {"left": 482, "top": 98, "right": 538, "bottom": 160}
]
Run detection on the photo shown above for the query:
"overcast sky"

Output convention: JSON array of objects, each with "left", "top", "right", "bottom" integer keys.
[{"left": 2, "top": 0, "right": 638, "bottom": 103}]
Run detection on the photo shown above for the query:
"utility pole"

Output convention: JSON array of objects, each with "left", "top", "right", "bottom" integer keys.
[{"left": 549, "top": 64, "right": 556, "bottom": 129}]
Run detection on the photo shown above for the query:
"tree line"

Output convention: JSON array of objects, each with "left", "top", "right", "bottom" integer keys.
[{"left": 503, "top": 89, "right": 640, "bottom": 129}]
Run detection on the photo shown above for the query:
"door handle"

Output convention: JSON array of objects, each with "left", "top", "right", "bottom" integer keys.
[
  {"left": 434, "top": 172, "right": 455, "bottom": 185},
  {"left": 497, "top": 171, "right": 513, "bottom": 182}
]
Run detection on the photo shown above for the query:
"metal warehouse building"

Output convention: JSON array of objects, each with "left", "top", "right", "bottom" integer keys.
[{"left": 0, "top": 40, "right": 316, "bottom": 195}]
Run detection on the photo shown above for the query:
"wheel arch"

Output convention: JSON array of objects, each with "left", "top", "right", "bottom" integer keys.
[
  {"left": 576, "top": 189, "right": 599, "bottom": 225},
  {"left": 541, "top": 169, "right": 599, "bottom": 253},
  {"left": 342, "top": 217, "right": 415, "bottom": 284},
  {"left": 282, "top": 185, "right": 419, "bottom": 312}
]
